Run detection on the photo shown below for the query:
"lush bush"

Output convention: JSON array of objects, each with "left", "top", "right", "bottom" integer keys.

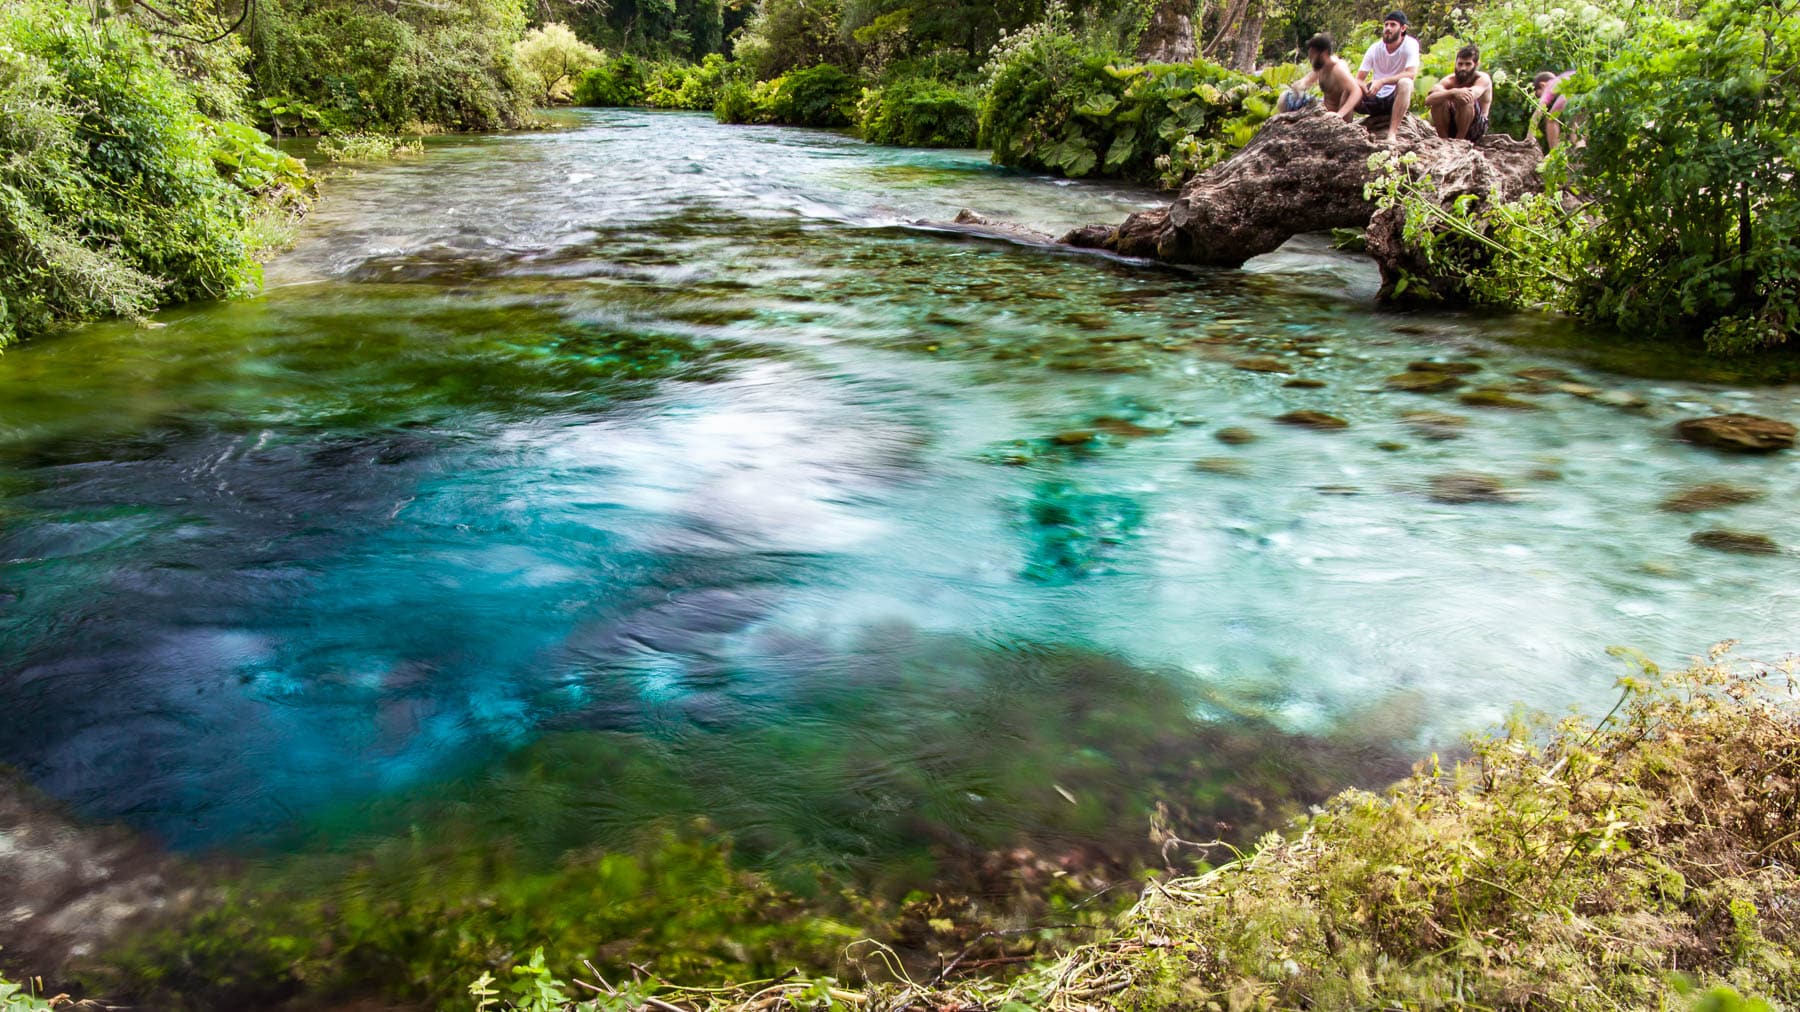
[
  {"left": 730, "top": 0, "right": 852, "bottom": 80},
  {"left": 857, "top": 76, "right": 980, "bottom": 147},
  {"left": 1569, "top": 0, "right": 1800, "bottom": 351},
  {"left": 513, "top": 21, "right": 604, "bottom": 104},
  {"left": 643, "top": 53, "right": 734, "bottom": 110},
  {"left": 244, "top": 0, "right": 533, "bottom": 133},
  {"left": 572, "top": 54, "right": 649, "bottom": 106},
  {"left": 0, "top": 0, "right": 270, "bottom": 349},
  {"left": 315, "top": 132, "right": 426, "bottom": 162},
  {"left": 979, "top": 19, "right": 1286, "bottom": 186},
  {"left": 715, "top": 63, "right": 861, "bottom": 127}
]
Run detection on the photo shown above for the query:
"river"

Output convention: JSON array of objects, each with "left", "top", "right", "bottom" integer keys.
[{"left": 1, "top": 110, "right": 1795, "bottom": 868}]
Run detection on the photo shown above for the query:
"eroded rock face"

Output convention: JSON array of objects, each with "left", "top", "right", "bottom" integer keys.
[
  {"left": 0, "top": 771, "right": 190, "bottom": 982},
  {"left": 1675, "top": 414, "right": 1797, "bottom": 453},
  {"left": 1061, "top": 108, "right": 1543, "bottom": 269}
]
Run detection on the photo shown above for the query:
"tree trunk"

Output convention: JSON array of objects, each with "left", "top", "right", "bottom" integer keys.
[
  {"left": 1229, "top": 1, "right": 1264, "bottom": 71},
  {"left": 1136, "top": 0, "right": 1197, "bottom": 64}
]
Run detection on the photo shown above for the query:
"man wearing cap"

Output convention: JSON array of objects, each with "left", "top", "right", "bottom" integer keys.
[{"left": 1355, "top": 11, "right": 1420, "bottom": 142}]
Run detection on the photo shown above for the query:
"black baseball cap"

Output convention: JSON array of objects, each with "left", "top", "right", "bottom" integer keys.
[{"left": 1383, "top": 10, "right": 1409, "bottom": 24}]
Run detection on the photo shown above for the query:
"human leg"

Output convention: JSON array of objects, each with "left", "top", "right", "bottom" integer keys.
[{"left": 1386, "top": 77, "right": 1415, "bottom": 141}]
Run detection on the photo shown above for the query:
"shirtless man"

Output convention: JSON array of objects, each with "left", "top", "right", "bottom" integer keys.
[
  {"left": 1281, "top": 34, "right": 1361, "bottom": 121},
  {"left": 1425, "top": 44, "right": 1492, "bottom": 141},
  {"left": 1355, "top": 10, "right": 1420, "bottom": 142}
]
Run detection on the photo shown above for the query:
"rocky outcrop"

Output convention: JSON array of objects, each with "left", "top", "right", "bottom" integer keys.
[
  {"left": 0, "top": 771, "right": 191, "bottom": 983},
  {"left": 1061, "top": 107, "right": 1543, "bottom": 276},
  {"left": 1675, "top": 414, "right": 1797, "bottom": 453}
]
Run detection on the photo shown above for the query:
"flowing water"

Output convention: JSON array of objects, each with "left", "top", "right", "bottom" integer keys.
[{"left": 2, "top": 110, "right": 1797, "bottom": 866}]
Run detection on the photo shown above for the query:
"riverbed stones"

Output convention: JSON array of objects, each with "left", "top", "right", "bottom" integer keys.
[
  {"left": 1675, "top": 414, "right": 1796, "bottom": 453},
  {"left": 1658, "top": 482, "right": 1766, "bottom": 513},
  {"left": 1283, "top": 378, "right": 1327, "bottom": 389},
  {"left": 1556, "top": 382, "right": 1603, "bottom": 398},
  {"left": 1597, "top": 390, "right": 1651, "bottom": 410},
  {"left": 1407, "top": 360, "right": 1482, "bottom": 375},
  {"left": 1275, "top": 410, "right": 1349, "bottom": 430},
  {"left": 1690, "top": 529, "right": 1781, "bottom": 555},
  {"left": 1234, "top": 357, "right": 1292, "bottom": 373},
  {"left": 1052, "top": 429, "right": 1098, "bottom": 446},
  {"left": 1426, "top": 472, "right": 1513, "bottom": 504},
  {"left": 1386, "top": 371, "right": 1465, "bottom": 393},
  {"left": 1514, "top": 366, "right": 1575, "bottom": 382},
  {"left": 1458, "top": 388, "right": 1541, "bottom": 410},
  {"left": 1214, "top": 426, "right": 1258, "bottom": 445},
  {"left": 1400, "top": 410, "right": 1469, "bottom": 440},
  {"left": 1195, "top": 457, "right": 1248, "bottom": 475}
]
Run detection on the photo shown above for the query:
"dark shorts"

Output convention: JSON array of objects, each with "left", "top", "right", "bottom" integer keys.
[
  {"left": 1355, "top": 90, "right": 1397, "bottom": 117},
  {"left": 1464, "top": 110, "right": 1488, "bottom": 141}
]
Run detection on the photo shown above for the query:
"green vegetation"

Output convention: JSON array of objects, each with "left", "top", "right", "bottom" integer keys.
[
  {"left": 0, "top": 972, "right": 58, "bottom": 1011},
  {"left": 0, "top": 0, "right": 285, "bottom": 349},
  {"left": 465, "top": 655, "right": 1798, "bottom": 1011},
  {"left": 243, "top": 0, "right": 532, "bottom": 133},
  {"left": 515, "top": 22, "right": 605, "bottom": 104},
  {"left": 857, "top": 78, "right": 980, "bottom": 148},
  {"left": 1373, "top": 0, "right": 1800, "bottom": 351}
]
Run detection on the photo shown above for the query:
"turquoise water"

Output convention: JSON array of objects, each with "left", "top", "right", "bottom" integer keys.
[{"left": 1, "top": 110, "right": 1796, "bottom": 855}]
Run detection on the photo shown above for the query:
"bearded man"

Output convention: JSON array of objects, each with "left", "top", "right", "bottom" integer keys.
[
  {"left": 1355, "top": 11, "right": 1420, "bottom": 142},
  {"left": 1425, "top": 44, "right": 1493, "bottom": 141},
  {"left": 1281, "top": 34, "right": 1362, "bottom": 121}
]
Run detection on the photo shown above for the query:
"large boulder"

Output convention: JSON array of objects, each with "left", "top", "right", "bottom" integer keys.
[{"left": 1061, "top": 107, "right": 1543, "bottom": 271}]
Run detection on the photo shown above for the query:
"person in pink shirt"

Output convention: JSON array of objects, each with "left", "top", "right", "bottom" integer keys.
[{"left": 1533, "top": 69, "right": 1577, "bottom": 149}]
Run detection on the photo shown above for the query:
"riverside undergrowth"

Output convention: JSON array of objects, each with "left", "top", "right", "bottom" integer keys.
[{"left": 478, "top": 651, "right": 1797, "bottom": 1011}]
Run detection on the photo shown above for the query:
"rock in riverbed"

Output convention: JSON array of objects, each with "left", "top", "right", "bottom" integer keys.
[
  {"left": 1658, "top": 483, "right": 1765, "bottom": 513},
  {"left": 1214, "top": 426, "right": 1258, "bottom": 445},
  {"left": 1387, "top": 371, "right": 1465, "bottom": 394},
  {"left": 1275, "top": 410, "right": 1349, "bottom": 430},
  {"left": 1675, "top": 414, "right": 1796, "bottom": 453},
  {"left": 1427, "top": 472, "right": 1513, "bottom": 504},
  {"left": 1690, "top": 529, "right": 1781, "bottom": 555}
]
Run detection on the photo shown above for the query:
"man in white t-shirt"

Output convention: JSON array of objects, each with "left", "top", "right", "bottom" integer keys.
[{"left": 1354, "top": 10, "right": 1420, "bottom": 142}]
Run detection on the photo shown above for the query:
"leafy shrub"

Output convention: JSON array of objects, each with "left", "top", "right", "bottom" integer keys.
[
  {"left": 1569, "top": 0, "right": 1800, "bottom": 351},
  {"left": 513, "top": 21, "right": 604, "bottom": 104},
  {"left": 0, "top": 0, "right": 267, "bottom": 348},
  {"left": 730, "top": 0, "right": 851, "bottom": 80},
  {"left": 642, "top": 53, "right": 734, "bottom": 110},
  {"left": 979, "top": 18, "right": 1282, "bottom": 186},
  {"left": 715, "top": 63, "right": 860, "bottom": 127},
  {"left": 572, "top": 54, "right": 648, "bottom": 106},
  {"left": 857, "top": 76, "right": 979, "bottom": 147},
  {"left": 767, "top": 63, "right": 860, "bottom": 126},
  {"left": 245, "top": 0, "right": 532, "bottom": 132}
]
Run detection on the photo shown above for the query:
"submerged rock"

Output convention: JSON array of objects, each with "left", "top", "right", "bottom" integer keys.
[
  {"left": 1386, "top": 371, "right": 1464, "bottom": 394},
  {"left": 1407, "top": 360, "right": 1482, "bottom": 375},
  {"left": 1284, "top": 378, "right": 1328, "bottom": 389},
  {"left": 1675, "top": 414, "right": 1796, "bottom": 453},
  {"left": 1214, "top": 426, "right": 1259, "bottom": 445},
  {"left": 1690, "top": 529, "right": 1780, "bottom": 555},
  {"left": 1659, "top": 483, "right": 1765, "bottom": 513},
  {"left": 1458, "top": 388, "right": 1541, "bottom": 411},
  {"left": 1195, "top": 457, "right": 1249, "bottom": 475},
  {"left": 1426, "top": 472, "right": 1513, "bottom": 504},
  {"left": 1275, "top": 410, "right": 1349, "bottom": 430},
  {"left": 1234, "top": 357, "right": 1292, "bottom": 374},
  {"left": 1400, "top": 410, "right": 1469, "bottom": 440},
  {"left": 1514, "top": 366, "right": 1575, "bottom": 382}
]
